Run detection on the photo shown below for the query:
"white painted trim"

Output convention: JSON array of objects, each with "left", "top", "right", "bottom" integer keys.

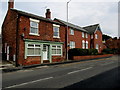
[
  {"left": 53, "top": 24, "right": 60, "bottom": 27},
  {"left": 30, "top": 18, "right": 39, "bottom": 23},
  {"left": 29, "top": 33, "right": 40, "bottom": 36},
  {"left": 51, "top": 45, "right": 62, "bottom": 56},
  {"left": 53, "top": 36, "right": 60, "bottom": 38}
]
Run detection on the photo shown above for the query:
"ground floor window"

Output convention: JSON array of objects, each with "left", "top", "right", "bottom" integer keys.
[
  {"left": 82, "top": 40, "right": 85, "bottom": 49},
  {"left": 70, "top": 41, "right": 75, "bottom": 49},
  {"left": 27, "top": 44, "right": 41, "bottom": 56},
  {"left": 86, "top": 41, "right": 88, "bottom": 49},
  {"left": 96, "top": 44, "right": 99, "bottom": 52},
  {"left": 52, "top": 45, "right": 62, "bottom": 55}
]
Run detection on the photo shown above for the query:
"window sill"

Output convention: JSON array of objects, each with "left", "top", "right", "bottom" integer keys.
[
  {"left": 52, "top": 54, "right": 62, "bottom": 56},
  {"left": 70, "top": 34, "right": 74, "bottom": 36},
  {"left": 27, "top": 55, "right": 41, "bottom": 57},
  {"left": 29, "top": 33, "right": 40, "bottom": 36},
  {"left": 53, "top": 36, "right": 60, "bottom": 39}
]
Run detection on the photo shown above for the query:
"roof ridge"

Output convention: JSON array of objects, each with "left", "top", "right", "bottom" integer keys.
[
  {"left": 83, "top": 24, "right": 99, "bottom": 28},
  {"left": 55, "top": 18, "right": 88, "bottom": 33}
]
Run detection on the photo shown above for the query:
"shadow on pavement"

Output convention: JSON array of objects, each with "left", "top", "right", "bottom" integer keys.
[{"left": 60, "top": 66, "right": 120, "bottom": 89}]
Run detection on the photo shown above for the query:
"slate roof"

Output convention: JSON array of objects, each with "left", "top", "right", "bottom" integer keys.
[
  {"left": 83, "top": 24, "right": 102, "bottom": 34},
  {"left": 54, "top": 18, "right": 88, "bottom": 33},
  {"left": 11, "top": 8, "right": 63, "bottom": 25}
]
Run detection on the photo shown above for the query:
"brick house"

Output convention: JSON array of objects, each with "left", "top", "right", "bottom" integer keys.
[
  {"left": 104, "top": 37, "right": 120, "bottom": 49},
  {"left": 2, "top": 0, "right": 104, "bottom": 66},
  {"left": 83, "top": 24, "right": 103, "bottom": 53}
]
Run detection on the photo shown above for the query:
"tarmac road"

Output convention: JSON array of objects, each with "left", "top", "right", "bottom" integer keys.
[{"left": 2, "top": 55, "right": 120, "bottom": 89}]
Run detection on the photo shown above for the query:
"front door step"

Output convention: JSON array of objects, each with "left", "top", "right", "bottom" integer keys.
[{"left": 43, "top": 60, "right": 50, "bottom": 63}]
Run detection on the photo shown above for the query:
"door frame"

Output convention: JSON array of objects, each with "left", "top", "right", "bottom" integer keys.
[{"left": 41, "top": 44, "right": 52, "bottom": 63}]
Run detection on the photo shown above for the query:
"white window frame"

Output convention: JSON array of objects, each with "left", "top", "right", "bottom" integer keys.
[
  {"left": 86, "top": 33, "right": 88, "bottom": 38},
  {"left": 96, "top": 44, "right": 99, "bottom": 51},
  {"left": 91, "top": 35, "right": 93, "bottom": 39},
  {"left": 70, "top": 28, "right": 74, "bottom": 35},
  {"left": 70, "top": 41, "right": 75, "bottom": 49},
  {"left": 52, "top": 45, "right": 62, "bottom": 56},
  {"left": 29, "top": 18, "right": 39, "bottom": 36},
  {"left": 53, "top": 24, "right": 60, "bottom": 38},
  {"left": 95, "top": 34, "right": 98, "bottom": 39},
  {"left": 86, "top": 41, "right": 88, "bottom": 49},
  {"left": 82, "top": 40, "right": 85, "bottom": 49},
  {"left": 27, "top": 44, "right": 41, "bottom": 56},
  {"left": 82, "top": 32, "right": 84, "bottom": 38}
]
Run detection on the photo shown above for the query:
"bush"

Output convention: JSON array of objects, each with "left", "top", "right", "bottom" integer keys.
[
  {"left": 68, "top": 48, "right": 98, "bottom": 59},
  {"left": 87, "top": 49, "right": 98, "bottom": 55},
  {"left": 102, "top": 48, "right": 113, "bottom": 54}
]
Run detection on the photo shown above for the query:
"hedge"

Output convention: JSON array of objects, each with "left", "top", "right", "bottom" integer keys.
[
  {"left": 68, "top": 48, "right": 98, "bottom": 59},
  {"left": 102, "top": 48, "right": 120, "bottom": 54}
]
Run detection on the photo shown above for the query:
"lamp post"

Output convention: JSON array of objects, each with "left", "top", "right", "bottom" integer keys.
[{"left": 66, "top": 0, "right": 71, "bottom": 60}]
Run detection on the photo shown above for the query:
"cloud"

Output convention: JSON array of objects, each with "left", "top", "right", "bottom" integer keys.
[{"left": 0, "top": 1, "right": 118, "bottom": 37}]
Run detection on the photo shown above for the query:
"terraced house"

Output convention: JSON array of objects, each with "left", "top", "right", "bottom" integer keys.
[{"left": 2, "top": 0, "right": 104, "bottom": 66}]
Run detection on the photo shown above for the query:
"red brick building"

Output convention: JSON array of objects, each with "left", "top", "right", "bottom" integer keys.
[
  {"left": 104, "top": 37, "right": 120, "bottom": 49},
  {"left": 2, "top": 0, "right": 104, "bottom": 66}
]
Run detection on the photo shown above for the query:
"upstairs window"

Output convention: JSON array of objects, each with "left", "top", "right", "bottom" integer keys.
[
  {"left": 86, "top": 33, "right": 88, "bottom": 38},
  {"left": 53, "top": 24, "right": 60, "bottom": 38},
  {"left": 95, "top": 34, "right": 98, "bottom": 39},
  {"left": 70, "top": 41, "right": 75, "bottom": 49},
  {"left": 70, "top": 28, "right": 74, "bottom": 35},
  {"left": 30, "top": 18, "right": 39, "bottom": 35},
  {"left": 91, "top": 35, "right": 93, "bottom": 39},
  {"left": 82, "top": 32, "right": 84, "bottom": 38}
]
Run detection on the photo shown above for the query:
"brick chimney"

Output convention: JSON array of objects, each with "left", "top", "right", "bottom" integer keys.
[
  {"left": 45, "top": 9, "right": 51, "bottom": 19},
  {"left": 8, "top": 0, "right": 14, "bottom": 10}
]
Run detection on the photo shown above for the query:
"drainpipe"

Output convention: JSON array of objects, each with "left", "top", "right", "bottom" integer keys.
[{"left": 15, "top": 15, "right": 19, "bottom": 67}]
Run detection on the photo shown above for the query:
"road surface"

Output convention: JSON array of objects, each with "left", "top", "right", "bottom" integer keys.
[{"left": 2, "top": 55, "right": 120, "bottom": 89}]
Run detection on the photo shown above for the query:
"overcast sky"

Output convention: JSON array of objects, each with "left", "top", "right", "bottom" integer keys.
[{"left": 0, "top": 0, "right": 119, "bottom": 37}]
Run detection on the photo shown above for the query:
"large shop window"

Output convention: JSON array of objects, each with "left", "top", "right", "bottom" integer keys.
[
  {"left": 27, "top": 44, "right": 41, "bottom": 56},
  {"left": 52, "top": 45, "right": 62, "bottom": 55}
]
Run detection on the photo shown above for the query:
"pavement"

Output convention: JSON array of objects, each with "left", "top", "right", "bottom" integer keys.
[{"left": 0, "top": 54, "right": 117, "bottom": 73}]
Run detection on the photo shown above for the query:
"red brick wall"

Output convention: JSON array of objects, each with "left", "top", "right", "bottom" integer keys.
[
  {"left": 23, "top": 56, "right": 41, "bottom": 65},
  {"left": 17, "top": 16, "right": 66, "bottom": 65},
  {"left": 52, "top": 56, "right": 64, "bottom": 62},
  {"left": 73, "top": 54, "right": 113, "bottom": 60},
  {"left": 93, "top": 30, "right": 103, "bottom": 53},
  {"left": 68, "top": 28, "right": 91, "bottom": 50},
  {"left": 2, "top": 9, "right": 18, "bottom": 61}
]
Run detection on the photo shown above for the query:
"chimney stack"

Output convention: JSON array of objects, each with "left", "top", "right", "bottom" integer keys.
[
  {"left": 45, "top": 9, "right": 51, "bottom": 19},
  {"left": 8, "top": 0, "right": 14, "bottom": 10}
]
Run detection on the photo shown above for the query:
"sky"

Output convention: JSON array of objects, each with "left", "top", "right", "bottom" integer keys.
[{"left": 0, "top": 0, "right": 119, "bottom": 37}]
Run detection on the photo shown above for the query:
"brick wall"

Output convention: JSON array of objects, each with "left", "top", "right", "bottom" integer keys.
[
  {"left": 17, "top": 16, "right": 66, "bottom": 65},
  {"left": 73, "top": 54, "right": 113, "bottom": 61},
  {"left": 2, "top": 10, "right": 18, "bottom": 61},
  {"left": 93, "top": 30, "right": 103, "bottom": 53}
]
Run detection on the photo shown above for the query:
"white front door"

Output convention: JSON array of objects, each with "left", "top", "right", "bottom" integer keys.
[{"left": 43, "top": 45, "right": 49, "bottom": 60}]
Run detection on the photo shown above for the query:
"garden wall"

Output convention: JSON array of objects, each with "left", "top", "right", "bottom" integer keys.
[{"left": 73, "top": 54, "right": 113, "bottom": 60}]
